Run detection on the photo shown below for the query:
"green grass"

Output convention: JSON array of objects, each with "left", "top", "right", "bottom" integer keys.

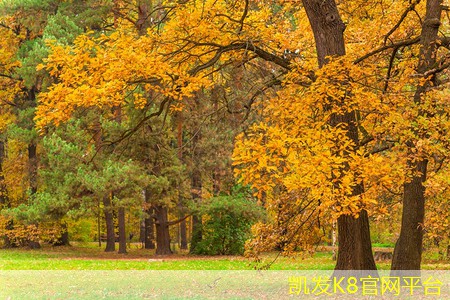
[{"left": 0, "top": 244, "right": 448, "bottom": 270}]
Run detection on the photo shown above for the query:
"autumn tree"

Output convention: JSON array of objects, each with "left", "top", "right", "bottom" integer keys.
[{"left": 391, "top": 0, "right": 447, "bottom": 270}]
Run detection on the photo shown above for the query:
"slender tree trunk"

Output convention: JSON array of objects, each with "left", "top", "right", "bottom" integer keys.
[
  {"left": 177, "top": 113, "right": 188, "bottom": 250},
  {"left": 28, "top": 143, "right": 38, "bottom": 195},
  {"left": 103, "top": 195, "right": 116, "bottom": 252},
  {"left": 154, "top": 204, "right": 172, "bottom": 255},
  {"left": 392, "top": 0, "right": 443, "bottom": 270},
  {"left": 118, "top": 206, "right": 127, "bottom": 254},
  {"left": 190, "top": 168, "right": 203, "bottom": 254},
  {"left": 302, "top": 0, "right": 376, "bottom": 270},
  {"left": 178, "top": 201, "right": 188, "bottom": 250},
  {"left": 26, "top": 141, "right": 41, "bottom": 249}
]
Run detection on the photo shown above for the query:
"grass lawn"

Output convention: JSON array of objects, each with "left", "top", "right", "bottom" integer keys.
[
  {"left": 1, "top": 244, "right": 449, "bottom": 299},
  {"left": 0, "top": 243, "right": 448, "bottom": 270}
]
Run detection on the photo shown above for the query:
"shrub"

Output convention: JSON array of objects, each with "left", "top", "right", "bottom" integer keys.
[{"left": 192, "top": 191, "right": 265, "bottom": 255}]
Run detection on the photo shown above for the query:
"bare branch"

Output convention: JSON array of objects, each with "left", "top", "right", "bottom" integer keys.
[{"left": 384, "top": 0, "right": 421, "bottom": 44}]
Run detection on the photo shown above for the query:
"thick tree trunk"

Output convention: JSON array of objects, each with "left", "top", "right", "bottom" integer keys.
[
  {"left": 143, "top": 190, "right": 155, "bottom": 249},
  {"left": 103, "top": 195, "right": 116, "bottom": 252},
  {"left": 144, "top": 212, "right": 155, "bottom": 249},
  {"left": 392, "top": 160, "right": 427, "bottom": 270},
  {"left": 118, "top": 206, "right": 127, "bottom": 254},
  {"left": 154, "top": 205, "right": 172, "bottom": 255},
  {"left": 302, "top": 0, "right": 376, "bottom": 270},
  {"left": 392, "top": 0, "right": 443, "bottom": 270}
]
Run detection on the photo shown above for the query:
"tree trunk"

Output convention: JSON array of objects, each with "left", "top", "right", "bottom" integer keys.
[
  {"left": 143, "top": 190, "right": 155, "bottom": 249},
  {"left": 179, "top": 201, "right": 188, "bottom": 250},
  {"left": 189, "top": 168, "right": 203, "bottom": 254},
  {"left": 177, "top": 113, "right": 188, "bottom": 250},
  {"left": 144, "top": 212, "right": 155, "bottom": 249},
  {"left": 302, "top": 0, "right": 376, "bottom": 270},
  {"left": 392, "top": 0, "right": 443, "bottom": 271},
  {"left": 52, "top": 222, "right": 70, "bottom": 246},
  {"left": 118, "top": 206, "right": 127, "bottom": 254},
  {"left": 103, "top": 195, "right": 115, "bottom": 252},
  {"left": 28, "top": 143, "right": 38, "bottom": 195},
  {"left": 392, "top": 160, "right": 428, "bottom": 270},
  {"left": 154, "top": 204, "right": 172, "bottom": 255}
]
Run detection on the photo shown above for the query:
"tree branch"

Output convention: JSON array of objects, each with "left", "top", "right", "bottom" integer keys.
[
  {"left": 354, "top": 36, "right": 420, "bottom": 64},
  {"left": 384, "top": 0, "right": 421, "bottom": 44}
]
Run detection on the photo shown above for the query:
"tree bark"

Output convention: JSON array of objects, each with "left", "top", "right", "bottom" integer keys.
[
  {"left": 392, "top": 0, "right": 443, "bottom": 270},
  {"left": 118, "top": 206, "right": 127, "bottom": 254},
  {"left": 177, "top": 113, "right": 188, "bottom": 250},
  {"left": 154, "top": 204, "right": 172, "bottom": 255},
  {"left": 189, "top": 168, "right": 203, "bottom": 254},
  {"left": 103, "top": 195, "right": 116, "bottom": 252},
  {"left": 302, "top": 0, "right": 376, "bottom": 270},
  {"left": 143, "top": 189, "right": 155, "bottom": 249},
  {"left": 52, "top": 222, "right": 70, "bottom": 246},
  {"left": 28, "top": 143, "right": 38, "bottom": 195},
  {"left": 144, "top": 210, "right": 155, "bottom": 249},
  {"left": 26, "top": 141, "right": 41, "bottom": 249}
]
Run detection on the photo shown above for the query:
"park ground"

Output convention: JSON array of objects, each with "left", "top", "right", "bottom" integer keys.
[{"left": 1, "top": 243, "right": 449, "bottom": 270}]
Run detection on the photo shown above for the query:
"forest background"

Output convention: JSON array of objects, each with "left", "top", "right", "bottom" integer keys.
[{"left": 0, "top": 0, "right": 450, "bottom": 271}]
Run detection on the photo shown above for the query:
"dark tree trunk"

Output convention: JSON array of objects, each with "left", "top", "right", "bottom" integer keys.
[
  {"left": 189, "top": 168, "right": 203, "bottom": 254},
  {"left": 52, "top": 222, "right": 70, "bottom": 246},
  {"left": 302, "top": 0, "right": 376, "bottom": 270},
  {"left": 103, "top": 195, "right": 115, "bottom": 252},
  {"left": 28, "top": 143, "right": 38, "bottom": 195},
  {"left": 144, "top": 212, "right": 155, "bottom": 249},
  {"left": 177, "top": 113, "right": 188, "bottom": 250},
  {"left": 118, "top": 206, "right": 127, "bottom": 254},
  {"left": 26, "top": 142, "right": 41, "bottom": 249},
  {"left": 179, "top": 201, "right": 188, "bottom": 250},
  {"left": 392, "top": 160, "right": 428, "bottom": 270},
  {"left": 139, "top": 219, "right": 145, "bottom": 246},
  {"left": 143, "top": 190, "right": 155, "bottom": 249},
  {"left": 392, "top": 0, "right": 443, "bottom": 270},
  {"left": 154, "top": 205, "right": 172, "bottom": 255}
]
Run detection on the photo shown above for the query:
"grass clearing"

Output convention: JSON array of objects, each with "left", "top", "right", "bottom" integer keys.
[{"left": 0, "top": 243, "right": 448, "bottom": 270}]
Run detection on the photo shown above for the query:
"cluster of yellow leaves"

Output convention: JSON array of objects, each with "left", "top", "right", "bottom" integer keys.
[
  {"left": 3, "top": 139, "right": 29, "bottom": 205},
  {"left": 36, "top": 0, "right": 313, "bottom": 130},
  {"left": 0, "top": 26, "right": 22, "bottom": 132},
  {"left": 234, "top": 57, "right": 400, "bottom": 218},
  {"left": 36, "top": 28, "right": 210, "bottom": 128}
]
